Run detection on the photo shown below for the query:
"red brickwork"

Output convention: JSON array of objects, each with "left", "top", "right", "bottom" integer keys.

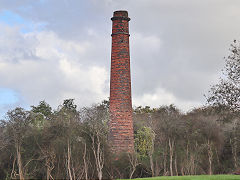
[{"left": 109, "top": 10, "right": 134, "bottom": 153}]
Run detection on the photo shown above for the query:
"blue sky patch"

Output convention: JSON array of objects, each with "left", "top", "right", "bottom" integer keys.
[
  {"left": 0, "top": 10, "right": 25, "bottom": 26},
  {"left": 0, "top": 88, "right": 20, "bottom": 119},
  {"left": 0, "top": 88, "right": 19, "bottom": 105},
  {"left": 0, "top": 10, "right": 46, "bottom": 33}
]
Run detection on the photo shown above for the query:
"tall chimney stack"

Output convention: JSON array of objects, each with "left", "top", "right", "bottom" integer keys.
[{"left": 109, "top": 10, "right": 134, "bottom": 153}]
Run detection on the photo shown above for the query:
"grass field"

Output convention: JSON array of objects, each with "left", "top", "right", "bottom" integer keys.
[{"left": 123, "top": 175, "right": 240, "bottom": 180}]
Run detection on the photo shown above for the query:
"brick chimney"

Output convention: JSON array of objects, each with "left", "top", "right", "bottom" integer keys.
[{"left": 109, "top": 10, "right": 134, "bottom": 153}]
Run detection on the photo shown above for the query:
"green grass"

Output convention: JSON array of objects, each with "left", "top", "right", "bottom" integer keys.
[{"left": 122, "top": 175, "right": 240, "bottom": 180}]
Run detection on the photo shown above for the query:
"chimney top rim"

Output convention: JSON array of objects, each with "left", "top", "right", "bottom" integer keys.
[
  {"left": 114, "top": 10, "right": 128, "bottom": 13},
  {"left": 113, "top": 10, "right": 128, "bottom": 17}
]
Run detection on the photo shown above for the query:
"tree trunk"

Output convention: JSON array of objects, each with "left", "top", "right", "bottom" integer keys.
[
  {"left": 46, "top": 157, "right": 54, "bottom": 180},
  {"left": 230, "top": 137, "right": 238, "bottom": 169},
  {"left": 128, "top": 153, "right": 138, "bottom": 179},
  {"left": 175, "top": 153, "right": 178, "bottom": 176},
  {"left": 190, "top": 154, "right": 195, "bottom": 175},
  {"left": 148, "top": 133, "right": 155, "bottom": 177},
  {"left": 215, "top": 147, "right": 220, "bottom": 168},
  {"left": 83, "top": 142, "right": 88, "bottom": 180},
  {"left": 169, "top": 138, "right": 174, "bottom": 176},
  {"left": 207, "top": 139, "right": 213, "bottom": 175},
  {"left": 231, "top": 119, "right": 238, "bottom": 169},
  {"left": 129, "top": 169, "right": 135, "bottom": 179},
  {"left": 149, "top": 154, "right": 154, "bottom": 177},
  {"left": 11, "top": 155, "right": 16, "bottom": 179},
  {"left": 46, "top": 164, "right": 50, "bottom": 180},
  {"left": 154, "top": 161, "right": 160, "bottom": 177},
  {"left": 67, "top": 139, "right": 73, "bottom": 180},
  {"left": 163, "top": 144, "right": 168, "bottom": 176},
  {"left": 72, "top": 167, "right": 76, "bottom": 180},
  {"left": 181, "top": 167, "right": 185, "bottom": 176},
  {"left": 45, "top": 150, "right": 55, "bottom": 180},
  {"left": 91, "top": 132, "right": 104, "bottom": 180},
  {"left": 16, "top": 144, "right": 24, "bottom": 180},
  {"left": 185, "top": 142, "right": 189, "bottom": 175}
]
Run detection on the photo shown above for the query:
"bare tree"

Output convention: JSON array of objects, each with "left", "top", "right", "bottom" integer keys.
[
  {"left": 128, "top": 152, "right": 139, "bottom": 179},
  {"left": 91, "top": 130, "right": 104, "bottom": 180},
  {"left": 81, "top": 104, "right": 108, "bottom": 180}
]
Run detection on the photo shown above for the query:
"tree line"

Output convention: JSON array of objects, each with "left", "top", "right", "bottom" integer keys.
[
  {"left": 0, "top": 100, "right": 239, "bottom": 179},
  {"left": 0, "top": 40, "right": 240, "bottom": 179}
]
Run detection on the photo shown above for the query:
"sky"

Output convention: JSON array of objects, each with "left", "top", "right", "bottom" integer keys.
[{"left": 0, "top": 0, "right": 240, "bottom": 117}]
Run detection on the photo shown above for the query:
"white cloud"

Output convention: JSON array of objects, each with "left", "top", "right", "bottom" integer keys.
[
  {"left": 0, "top": 23, "right": 108, "bottom": 110},
  {"left": 34, "top": 31, "right": 91, "bottom": 60},
  {"left": 133, "top": 87, "right": 202, "bottom": 112},
  {"left": 131, "top": 32, "right": 161, "bottom": 53}
]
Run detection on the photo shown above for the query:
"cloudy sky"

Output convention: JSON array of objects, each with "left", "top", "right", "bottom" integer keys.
[{"left": 0, "top": 0, "right": 240, "bottom": 116}]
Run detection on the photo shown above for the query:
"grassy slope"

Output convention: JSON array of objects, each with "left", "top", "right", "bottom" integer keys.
[{"left": 125, "top": 175, "right": 240, "bottom": 180}]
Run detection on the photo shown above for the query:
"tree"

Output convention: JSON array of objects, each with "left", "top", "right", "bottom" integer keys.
[
  {"left": 80, "top": 102, "right": 109, "bottom": 180},
  {"left": 31, "top": 101, "right": 52, "bottom": 129},
  {"left": 135, "top": 126, "right": 155, "bottom": 176},
  {"left": 207, "top": 40, "right": 240, "bottom": 172},
  {"left": 207, "top": 40, "right": 240, "bottom": 112},
  {"left": 153, "top": 105, "right": 182, "bottom": 176},
  {"left": 6, "top": 108, "right": 32, "bottom": 180},
  {"left": 56, "top": 99, "right": 78, "bottom": 180}
]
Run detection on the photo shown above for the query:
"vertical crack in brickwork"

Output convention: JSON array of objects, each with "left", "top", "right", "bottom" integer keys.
[{"left": 109, "top": 10, "right": 134, "bottom": 154}]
